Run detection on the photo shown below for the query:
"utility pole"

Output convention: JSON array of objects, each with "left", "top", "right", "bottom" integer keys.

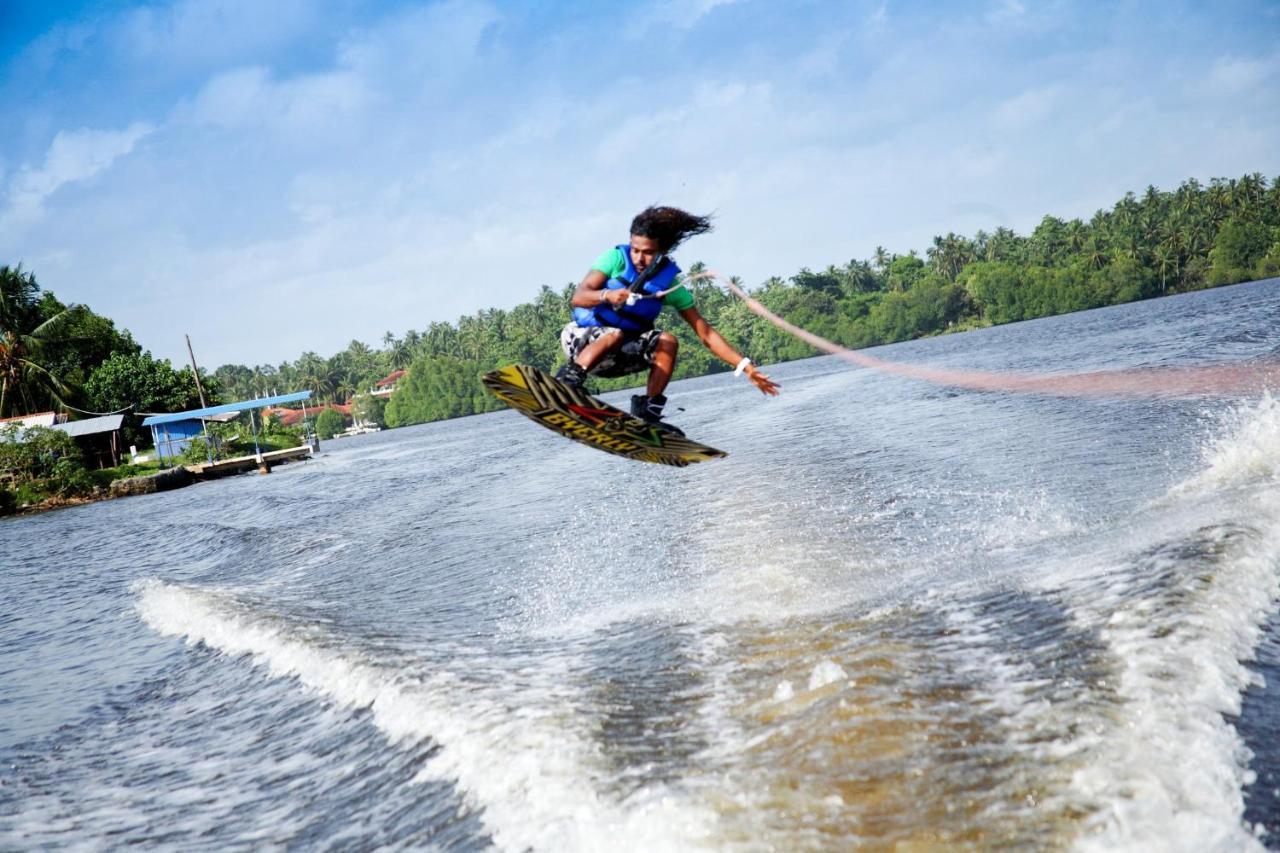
[
  {"left": 186, "top": 334, "right": 208, "bottom": 409},
  {"left": 186, "top": 334, "right": 213, "bottom": 464}
]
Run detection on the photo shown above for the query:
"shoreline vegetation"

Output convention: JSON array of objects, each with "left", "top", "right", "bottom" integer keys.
[
  {"left": 3, "top": 173, "right": 1279, "bottom": 514},
  {"left": 0, "top": 420, "right": 309, "bottom": 516}
]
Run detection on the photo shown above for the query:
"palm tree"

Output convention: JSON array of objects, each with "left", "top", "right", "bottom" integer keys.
[
  {"left": 1153, "top": 244, "right": 1177, "bottom": 294},
  {"left": 1065, "top": 219, "right": 1087, "bottom": 253},
  {"left": 988, "top": 227, "right": 1020, "bottom": 262},
  {"left": 388, "top": 337, "right": 413, "bottom": 370},
  {"left": 295, "top": 352, "right": 337, "bottom": 400},
  {"left": 1083, "top": 236, "right": 1108, "bottom": 271},
  {"left": 0, "top": 266, "right": 77, "bottom": 418}
]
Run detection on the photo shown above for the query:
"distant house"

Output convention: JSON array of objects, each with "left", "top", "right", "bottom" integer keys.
[
  {"left": 371, "top": 370, "right": 405, "bottom": 398},
  {"left": 0, "top": 412, "right": 58, "bottom": 429},
  {"left": 1, "top": 412, "right": 126, "bottom": 470},
  {"left": 51, "top": 414, "right": 127, "bottom": 469}
]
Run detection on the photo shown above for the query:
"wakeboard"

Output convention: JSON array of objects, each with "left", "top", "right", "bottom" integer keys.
[{"left": 482, "top": 364, "right": 727, "bottom": 467}]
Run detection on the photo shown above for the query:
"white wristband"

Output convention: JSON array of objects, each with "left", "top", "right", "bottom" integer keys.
[{"left": 734, "top": 357, "right": 753, "bottom": 377}]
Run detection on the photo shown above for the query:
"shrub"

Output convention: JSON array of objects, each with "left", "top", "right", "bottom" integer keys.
[
  {"left": 49, "top": 458, "right": 95, "bottom": 497},
  {"left": 314, "top": 408, "right": 347, "bottom": 439},
  {"left": 0, "top": 424, "right": 83, "bottom": 481},
  {"left": 179, "top": 436, "right": 213, "bottom": 465}
]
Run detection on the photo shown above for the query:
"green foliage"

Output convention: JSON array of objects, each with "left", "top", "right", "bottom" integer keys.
[
  {"left": 352, "top": 392, "right": 386, "bottom": 427},
  {"left": 178, "top": 436, "right": 213, "bottom": 465},
  {"left": 1, "top": 268, "right": 78, "bottom": 418},
  {"left": 865, "top": 277, "right": 965, "bottom": 341},
  {"left": 0, "top": 424, "right": 82, "bottom": 481},
  {"left": 314, "top": 408, "right": 347, "bottom": 440},
  {"left": 85, "top": 351, "right": 217, "bottom": 448},
  {"left": 385, "top": 355, "right": 503, "bottom": 426},
  {"left": 1207, "top": 219, "right": 1276, "bottom": 285},
  {"left": 1, "top": 265, "right": 145, "bottom": 419},
  {"left": 35, "top": 292, "right": 140, "bottom": 394},
  {"left": 49, "top": 457, "right": 95, "bottom": 497},
  {"left": 887, "top": 253, "right": 926, "bottom": 292},
  {"left": 1255, "top": 238, "right": 1280, "bottom": 280},
  {"left": 260, "top": 412, "right": 303, "bottom": 444},
  {"left": 96, "top": 461, "right": 160, "bottom": 481},
  {"left": 0, "top": 424, "right": 94, "bottom": 503}
]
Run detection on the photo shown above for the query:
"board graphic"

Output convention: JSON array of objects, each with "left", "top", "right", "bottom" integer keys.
[{"left": 482, "top": 364, "right": 727, "bottom": 467}]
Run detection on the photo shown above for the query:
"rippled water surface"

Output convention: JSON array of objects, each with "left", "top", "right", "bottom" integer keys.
[{"left": 3, "top": 279, "right": 1280, "bottom": 850}]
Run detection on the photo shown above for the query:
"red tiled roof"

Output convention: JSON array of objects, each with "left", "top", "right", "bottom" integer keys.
[
  {"left": 376, "top": 370, "right": 406, "bottom": 388},
  {"left": 262, "top": 403, "right": 351, "bottom": 427}
]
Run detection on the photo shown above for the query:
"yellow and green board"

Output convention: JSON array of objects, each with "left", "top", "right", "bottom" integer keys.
[{"left": 482, "top": 364, "right": 727, "bottom": 467}]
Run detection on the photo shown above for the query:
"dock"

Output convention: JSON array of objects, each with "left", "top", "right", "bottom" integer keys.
[{"left": 183, "top": 445, "right": 314, "bottom": 478}]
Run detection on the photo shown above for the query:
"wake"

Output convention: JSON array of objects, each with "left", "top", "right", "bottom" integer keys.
[{"left": 708, "top": 272, "right": 1280, "bottom": 398}]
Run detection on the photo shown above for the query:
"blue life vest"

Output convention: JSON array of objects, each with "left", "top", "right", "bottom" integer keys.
[{"left": 573, "top": 244, "right": 681, "bottom": 331}]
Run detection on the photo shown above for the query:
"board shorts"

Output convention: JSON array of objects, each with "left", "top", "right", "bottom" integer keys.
[{"left": 560, "top": 322, "right": 663, "bottom": 378}]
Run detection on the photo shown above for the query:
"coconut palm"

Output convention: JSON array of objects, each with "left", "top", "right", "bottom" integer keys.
[{"left": 0, "top": 266, "right": 78, "bottom": 418}]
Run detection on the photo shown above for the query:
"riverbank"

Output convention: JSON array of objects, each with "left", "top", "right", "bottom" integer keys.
[{"left": 1, "top": 447, "right": 314, "bottom": 517}]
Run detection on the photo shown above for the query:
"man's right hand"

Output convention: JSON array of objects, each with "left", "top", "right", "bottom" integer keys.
[{"left": 601, "top": 289, "right": 629, "bottom": 307}]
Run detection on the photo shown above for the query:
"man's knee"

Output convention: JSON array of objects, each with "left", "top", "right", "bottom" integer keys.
[
  {"left": 584, "top": 329, "right": 623, "bottom": 352},
  {"left": 657, "top": 331, "right": 678, "bottom": 353}
]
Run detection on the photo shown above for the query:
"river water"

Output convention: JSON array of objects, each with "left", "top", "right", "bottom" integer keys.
[{"left": 3, "top": 278, "right": 1280, "bottom": 850}]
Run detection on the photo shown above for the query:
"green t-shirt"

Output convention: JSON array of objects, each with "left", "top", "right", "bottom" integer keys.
[{"left": 591, "top": 248, "right": 695, "bottom": 312}]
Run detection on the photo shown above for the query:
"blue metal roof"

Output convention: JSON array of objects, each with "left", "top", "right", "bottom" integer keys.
[{"left": 142, "top": 391, "right": 313, "bottom": 426}]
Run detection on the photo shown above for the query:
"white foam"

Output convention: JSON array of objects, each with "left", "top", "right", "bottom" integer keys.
[
  {"left": 1059, "top": 498, "right": 1280, "bottom": 850},
  {"left": 1172, "top": 394, "right": 1280, "bottom": 498},
  {"left": 806, "top": 660, "right": 847, "bottom": 691},
  {"left": 134, "top": 580, "right": 717, "bottom": 852}
]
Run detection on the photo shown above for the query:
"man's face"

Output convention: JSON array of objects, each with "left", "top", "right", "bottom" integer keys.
[{"left": 629, "top": 235, "right": 661, "bottom": 274}]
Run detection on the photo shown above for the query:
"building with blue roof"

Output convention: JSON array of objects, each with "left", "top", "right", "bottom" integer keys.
[{"left": 142, "top": 391, "right": 313, "bottom": 463}]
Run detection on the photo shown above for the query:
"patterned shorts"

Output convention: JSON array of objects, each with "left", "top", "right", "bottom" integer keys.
[{"left": 560, "top": 323, "right": 663, "bottom": 378}]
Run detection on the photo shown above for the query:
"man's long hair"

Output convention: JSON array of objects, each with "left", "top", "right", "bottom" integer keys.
[{"left": 630, "top": 206, "right": 713, "bottom": 253}]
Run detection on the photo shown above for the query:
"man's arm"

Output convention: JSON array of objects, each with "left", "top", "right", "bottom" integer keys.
[
  {"left": 679, "top": 306, "right": 780, "bottom": 396},
  {"left": 572, "top": 270, "right": 628, "bottom": 310}
]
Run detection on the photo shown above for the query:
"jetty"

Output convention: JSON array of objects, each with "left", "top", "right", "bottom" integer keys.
[{"left": 183, "top": 445, "right": 313, "bottom": 477}]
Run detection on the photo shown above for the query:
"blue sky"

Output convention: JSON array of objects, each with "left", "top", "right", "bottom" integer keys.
[{"left": 2, "top": 0, "right": 1278, "bottom": 369}]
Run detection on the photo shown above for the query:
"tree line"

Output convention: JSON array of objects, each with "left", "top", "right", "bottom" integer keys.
[{"left": 4, "top": 173, "right": 1278, "bottom": 438}]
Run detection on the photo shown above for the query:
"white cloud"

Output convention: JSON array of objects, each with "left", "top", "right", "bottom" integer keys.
[
  {"left": 990, "top": 0, "right": 1025, "bottom": 19},
  {"left": 867, "top": 3, "right": 889, "bottom": 33},
  {"left": 640, "top": 0, "right": 742, "bottom": 30},
  {"left": 1190, "top": 54, "right": 1278, "bottom": 97},
  {"left": 797, "top": 29, "right": 853, "bottom": 79},
  {"left": 2, "top": 122, "right": 153, "bottom": 228},
  {"left": 114, "top": 0, "right": 318, "bottom": 70},
  {"left": 994, "top": 86, "right": 1060, "bottom": 129},
  {"left": 336, "top": 0, "right": 500, "bottom": 80},
  {"left": 184, "top": 65, "right": 367, "bottom": 137}
]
